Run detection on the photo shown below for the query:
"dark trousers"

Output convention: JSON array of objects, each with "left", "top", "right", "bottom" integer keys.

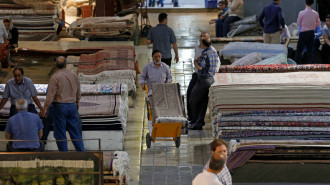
[
  {"left": 222, "top": 16, "right": 241, "bottom": 37},
  {"left": 189, "top": 77, "right": 214, "bottom": 128},
  {"left": 321, "top": 44, "right": 330, "bottom": 64},
  {"left": 216, "top": 18, "right": 226, "bottom": 37},
  {"left": 10, "top": 104, "right": 38, "bottom": 117},
  {"left": 7, "top": 142, "right": 45, "bottom": 152},
  {"left": 186, "top": 72, "right": 198, "bottom": 120},
  {"left": 295, "top": 30, "right": 314, "bottom": 64},
  {"left": 53, "top": 103, "right": 85, "bottom": 152},
  {"left": 161, "top": 58, "right": 172, "bottom": 67}
]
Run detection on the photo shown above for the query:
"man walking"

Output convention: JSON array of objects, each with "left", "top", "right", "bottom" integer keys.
[
  {"left": 42, "top": 56, "right": 85, "bottom": 152},
  {"left": 147, "top": 13, "right": 179, "bottom": 67},
  {"left": 259, "top": 0, "right": 285, "bottom": 44}
]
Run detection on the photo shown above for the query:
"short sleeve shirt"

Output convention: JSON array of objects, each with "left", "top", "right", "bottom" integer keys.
[
  {"left": 0, "top": 22, "right": 8, "bottom": 44},
  {"left": 147, "top": 24, "right": 177, "bottom": 59},
  {"left": 280, "top": 25, "right": 291, "bottom": 44},
  {"left": 322, "top": 25, "right": 330, "bottom": 38},
  {"left": 3, "top": 77, "right": 38, "bottom": 105}
]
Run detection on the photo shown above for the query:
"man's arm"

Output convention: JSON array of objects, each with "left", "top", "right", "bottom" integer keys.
[
  {"left": 38, "top": 130, "right": 43, "bottom": 140},
  {"left": 194, "top": 58, "right": 202, "bottom": 71},
  {"left": 41, "top": 77, "right": 57, "bottom": 117},
  {"left": 0, "top": 98, "right": 8, "bottom": 110},
  {"left": 139, "top": 66, "right": 148, "bottom": 90},
  {"left": 165, "top": 67, "right": 172, "bottom": 83},
  {"left": 32, "top": 96, "right": 43, "bottom": 112},
  {"left": 172, "top": 43, "right": 179, "bottom": 62},
  {"left": 278, "top": 7, "right": 285, "bottom": 29},
  {"left": 5, "top": 132, "right": 12, "bottom": 140},
  {"left": 285, "top": 37, "right": 291, "bottom": 47},
  {"left": 258, "top": 10, "right": 265, "bottom": 28},
  {"left": 76, "top": 77, "right": 81, "bottom": 110}
]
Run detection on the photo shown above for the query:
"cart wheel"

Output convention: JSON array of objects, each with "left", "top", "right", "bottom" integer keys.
[
  {"left": 146, "top": 133, "right": 151, "bottom": 148},
  {"left": 175, "top": 137, "right": 180, "bottom": 148}
]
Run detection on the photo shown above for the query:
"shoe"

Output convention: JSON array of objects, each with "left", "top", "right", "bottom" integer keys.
[{"left": 188, "top": 125, "right": 203, "bottom": 130}]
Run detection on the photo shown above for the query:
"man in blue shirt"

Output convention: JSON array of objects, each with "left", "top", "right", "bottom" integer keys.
[
  {"left": 5, "top": 99, "right": 44, "bottom": 152},
  {"left": 0, "top": 67, "right": 43, "bottom": 117},
  {"left": 147, "top": 13, "right": 179, "bottom": 67},
  {"left": 259, "top": 0, "right": 285, "bottom": 44},
  {"left": 189, "top": 38, "right": 220, "bottom": 130},
  {"left": 209, "top": 1, "right": 228, "bottom": 37}
]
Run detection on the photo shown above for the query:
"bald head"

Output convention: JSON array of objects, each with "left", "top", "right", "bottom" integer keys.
[
  {"left": 15, "top": 99, "right": 28, "bottom": 111},
  {"left": 56, "top": 56, "right": 66, "bottom": 69}
]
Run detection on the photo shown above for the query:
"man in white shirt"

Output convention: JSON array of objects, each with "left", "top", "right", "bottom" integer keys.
[{"left": 193, "top": 154, "right": 226, "bottom": 185}]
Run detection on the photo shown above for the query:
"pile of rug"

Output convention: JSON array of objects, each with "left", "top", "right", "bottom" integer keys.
[
  {"left": 219, "top": 42, "right": 288, "bottom": 63},
  {"left": 0, "top": 83, "right": 129, "bottom": 150},
  {"left": 227, "top": 15, "right": 263, "bottom": 38},
  {"left": 151, "top": 83, "right": 187, "bottom": 125},
  {"left": 226, "top": 139, "right": 330, "bottom": 183},
  {"left": 67, "top": 46, "right": 137, "bottom": 94},
  {"left": 209, "top": 72, "right": 330, "bottom": 138},
  {"left": 68, "top": 14, "right": 137, "bottom": 40},
  {"left": 0, "top": 0, "right": 57, "bottom": 41},
  {"left": 219, "top": 64, "right": 330, "bottom": 73}
]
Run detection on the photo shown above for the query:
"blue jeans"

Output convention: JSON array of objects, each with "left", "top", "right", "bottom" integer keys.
[
  {"left": 215, "top": 18, "right": 226, "bottom": 37},
  {"left": 53, "top": 103, "right": 85, "bottom": 152}
]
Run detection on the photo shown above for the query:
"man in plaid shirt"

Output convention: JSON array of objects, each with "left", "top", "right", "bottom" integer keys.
[
  {"left": 204, "top": 139, "right": 232, "bottom": 185},
  {"left": 189, "top": 37, "right": 220, "bottom": 130}
]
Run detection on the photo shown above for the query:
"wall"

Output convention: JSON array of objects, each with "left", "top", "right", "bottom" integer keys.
[{"left": 244, "top": 0, "right": 317, "bottom": 25}]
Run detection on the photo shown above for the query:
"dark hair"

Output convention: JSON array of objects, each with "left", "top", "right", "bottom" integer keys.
[
  {"left": 3, "top": 18, "right": 10, "bottom": 23},
  {"left": 326, "top": 14, "right": 330, "bottom": 20},
  {"left": 210, "top": 139, "right": 227, "bottom": 151},
  {"left": 306, "top": 0, "right": 314, "bottom": 6},
  {"left": 55, "top": 56, "right": 66, "bottom": 69},
  {"left": 218, "top": 1, "right": 225, "bottom": 5},
  {"left": 152, "top": 50, "right": 161, "bottom": 57},
  {"left": 209, "top": 155, "right": 226, "bottom": 171},
  {"left": 202, "top": 38, "right": 211, "bottom": 48},
  {"left": 13, "top": 67, "right": 24, "bottom": 75},
  {"left": 158, "top": 13, "right": 168, "bottom": 23}
]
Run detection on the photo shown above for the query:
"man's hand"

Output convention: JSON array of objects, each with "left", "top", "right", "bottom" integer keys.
[
  {"left": 220, "top": 15, "right": 225, "bottom": 19},
  {"left": 175, "top": 55, "right": 179, "bottom": 63},
  {"left": 280, "top": 27, "right": 284, "bottom": 34},
  {"left": 40, "top": 108, "right": 47, "bottom": 118},
  {"left": 141, "top": 84, "right": 146, "bottom": 91},
  {"left": 76, "top": 102, "right": 79, "bottom": 110}
]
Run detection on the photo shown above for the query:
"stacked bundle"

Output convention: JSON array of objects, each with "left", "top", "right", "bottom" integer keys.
[
  {"left": 74, "top": 46, "right": 137, "bottom": 93},
  {"left": 219, "top": 64, "right": 330, "bottom": 73},
  {"left": 151, "top": 83, "right": 187, "bottom": 125},
  {"left": 227, "top": 15, "right": 263, "bottom": 38},
  {"left": 219, "top": 42, "right": 288, "bottom": 63},
  {"left": 0, "top": 83, "right": 129, "bottom": 150},
  {"left": 209, "top": 72, "right": 330, "bottom": 138},
  {"left": 0, "top": 0, "right": 57, "bottom": 41},
  {"left": 227, "top": 139, "right": 330, "bottom": 183},
  {"left": 68, "top": 14, "right": 137, "bottom": 40}
]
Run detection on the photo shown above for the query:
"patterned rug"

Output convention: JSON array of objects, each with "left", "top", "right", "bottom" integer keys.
[{"left": 219, "top": 64, "right": 330, "bottom": 73}]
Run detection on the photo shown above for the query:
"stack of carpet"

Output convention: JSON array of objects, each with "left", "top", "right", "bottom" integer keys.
[
  {"left": 209, "top": 72, "right": 330, "bottom": 138},
  {"left": 0, "top": 0, "right": 57, "bottom": 41},
  {"left": 68, "top": 14, "right": 137, "bottom": 41},
  {"left": 219, "top": 64, "right": 330, "bottom": 73},
  {"left": 67, "top": 46, "right": 137, "bottom": 94},
  {"left": 151, "top": 83, "right": 187, "bottom": 125},
  {"left": 227, "top": 15, "right": 263, "bottom": 38},
  {"left": 0, "top": 83, "right": 129, "bottom": 150},
  {"left": 227, "top": 139, "right": 330, "bottom": 183},
  {"left": 219, "top": 42, "right": 288, "bottom": 64}
]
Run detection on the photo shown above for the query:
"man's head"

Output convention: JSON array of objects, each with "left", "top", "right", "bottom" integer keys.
[
  {"left": 210, "top": 139, "right": 228, "bottom": 159},
  {"left": 13, "top": 67, "right": 24, "bottom": 85},
  {"left": 55, "top": 56, "right": 66, "bottom": 69},
  {"left": 218, "top": 1, "right": 226, "bottom": 10},
  {"left": 3, "top": 18, "right": 10, "bottom": 30},
  {"left": 208, "top": 154, "right": 226, "bottom": 174},
  {"left": 152, "top": 50, "right": 162, "bottom": 64},
  {"left": 326, "top": 15, "right": 330, "bottom": 28},
  {"left": 158, "top": 13, "right": 168, "bottom": 24},
  {"left": 273, "top": 0, "right": 281, "bottom": 4},
  {"left": 199, "top": 32, "right": 210, "bottom": 44},
  {"left": 201, "top": 37, "right": 212, "bottom": 49},
  {"left": 305, "top": 0, "right": 314, "bottom": 6},
  {"left": 15, "top": 99, "right": 28, "bottom": 111}
]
